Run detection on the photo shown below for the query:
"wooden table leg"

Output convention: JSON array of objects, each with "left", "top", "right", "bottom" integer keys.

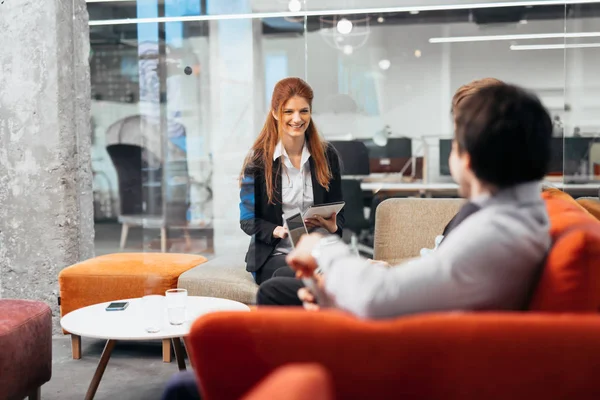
[
  {"left": 71, "top": 334, "right": 81, "bottom": 360},
  {"left": 172, "top": 337, "right": 187, "bottom": 371},
  {"left": 162, "top": 338, "right": 172, "bottom": 363},
  {"left": 85, "top": 339, "right": 116, "bottom": 400}
]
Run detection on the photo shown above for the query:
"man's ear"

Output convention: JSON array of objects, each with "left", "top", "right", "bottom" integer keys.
[
  {"left": 461, "top": 151, "right": 471, "bottom": 170},
  {"left": 271, "top": 110, "right": 278, "bottom": 121}
]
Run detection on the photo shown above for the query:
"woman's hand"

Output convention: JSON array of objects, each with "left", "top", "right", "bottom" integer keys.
[
  {"left": 273, "top": 226, "right": 288, "bottom": 239},
  {"left": 304, "top": 213, "right": 338, "bottom": 234}
]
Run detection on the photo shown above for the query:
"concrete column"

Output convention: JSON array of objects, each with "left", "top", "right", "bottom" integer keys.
[
  {"left": 0, "top": 0, "right": 94, "bottom": 330},
  {"left": 208, "top": 0, "right": 265, "bottom": 255}
]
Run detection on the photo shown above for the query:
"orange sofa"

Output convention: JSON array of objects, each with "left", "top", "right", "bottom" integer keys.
[
  {"left": 187, "top": 190, "right": 600, "bottom": 400},
  {"left": 191, "top": 311, "right": 600, "bottom": 400},
  {"left": 241, "top": 364, "right": 333, "bottom": 400}
]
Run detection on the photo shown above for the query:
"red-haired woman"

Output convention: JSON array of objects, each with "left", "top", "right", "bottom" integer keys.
[{"left": 239, "top": 77, "right": 345, "bottom": 284}]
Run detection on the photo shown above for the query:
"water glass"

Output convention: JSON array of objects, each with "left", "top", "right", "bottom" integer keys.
[
  {"left": 142, "top": 295, "right": 164, "bottom": 333},
  {"left": 165, "top": 288, "right": 187, "bottom": 325}
]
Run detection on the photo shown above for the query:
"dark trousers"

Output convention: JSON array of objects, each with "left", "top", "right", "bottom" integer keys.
[
  {"left": 161, "top": 371, "right": 201, "bottom": 400},
  {"left": 256, "top": 268, "right": 305, "bottom": 306},
  {"left": 254, "top": 254, "right": 289, "bottom": 284}
]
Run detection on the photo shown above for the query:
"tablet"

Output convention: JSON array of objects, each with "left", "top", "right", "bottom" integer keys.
[{"left": 303, "top": 201, "right": 345, "bottom": 220}]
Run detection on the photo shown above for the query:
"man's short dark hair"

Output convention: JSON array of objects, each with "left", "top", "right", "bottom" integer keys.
[{"left": 454, "top": 83, "right": 552, "bottom": 187}]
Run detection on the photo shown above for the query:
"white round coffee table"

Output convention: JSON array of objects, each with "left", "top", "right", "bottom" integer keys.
[{"left": 61, "top": 296, "right": 249, "bottom": 400}]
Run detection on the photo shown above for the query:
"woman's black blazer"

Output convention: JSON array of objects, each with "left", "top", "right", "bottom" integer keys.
[{"left": 239, "top": 145, "right": 345, "bottom": 273}]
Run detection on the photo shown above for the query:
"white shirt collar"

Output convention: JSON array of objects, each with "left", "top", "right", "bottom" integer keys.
[{"left": 273, "top": 141, "right": 311, "bottom": 168}]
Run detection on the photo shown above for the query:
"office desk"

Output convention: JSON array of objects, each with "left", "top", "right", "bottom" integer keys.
[{"left": 360, "top": 180, "right": 599, "bottom": 197}]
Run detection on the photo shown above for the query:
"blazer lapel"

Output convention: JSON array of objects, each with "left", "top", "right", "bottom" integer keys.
[
  {"left": 309, "top": 157, "right": 325, "bottom": 205},
  {"left": 271, "top": 160, "right": 283, "bottom": 224}
]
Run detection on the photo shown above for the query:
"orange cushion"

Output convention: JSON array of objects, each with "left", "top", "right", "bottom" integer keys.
[
  {"left": 542, "top": 190, "right": 597, "bottom": 237},
  {"left": 542, "top": 187, "right": 591, "bottom": 218},
  {"left": 530, "top": 195, "right": 600, "bottom": 312},
  {"left": 58, "top": 253, "right": 206, "bottom": 318},
  {"left": 577, "top": 198, "right": 600, "bottom": 221},
  {"left": 530, "top": 225, "right": 600, "bottom": 312}
]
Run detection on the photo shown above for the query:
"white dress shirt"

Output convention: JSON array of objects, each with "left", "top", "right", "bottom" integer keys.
[{"left": 274, "top": 141, "right": 314, "bottom": 254}]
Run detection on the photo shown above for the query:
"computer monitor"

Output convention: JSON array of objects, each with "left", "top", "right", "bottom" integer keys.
[
  {"left": 565, "top": 137, "right": 594, "bottom": 176},
  {"left": 548, "top": 137, "right": 595, "bottom": 175},
  {"left": 360, "top": 138, "right": 412, "bottom": 159},
  {"left": 547, "top": 138, "right": 564, "bottom": 175},
  {"left": 385, "top": 138, "right": 413, "bottom": 158},
  {"left": 442, "top": 137, "right": 594, "bottom": 178},
  {"left": 328, "top": 140, "right": 370, "bottom": 175},
  {"left": 439, "top": 139, "right": 452, "bottom": 176},
  {"left": 361, "top": 139, "right": 387, "bottom": 159}
]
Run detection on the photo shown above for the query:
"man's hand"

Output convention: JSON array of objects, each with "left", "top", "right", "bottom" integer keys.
[
  {"left": 273, "top": 226, "right": 288, "bottom": 239},
  {"left": 367, "top": 259, "right": 391, "bottom": 268},
  {"left": 304, "top": 213, "right": 337, "bottom": 234},
  {"left": 297, "top": 274, "right": 325, "bottom": 311},
  {"left": 285, "top": 233, "right": 323, "bottom": 278}
]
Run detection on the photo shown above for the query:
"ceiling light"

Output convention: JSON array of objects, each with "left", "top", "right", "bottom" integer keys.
[
  {"left": 343, "top": 45, "right": 354, "bottom": 55},
  {"left": 410, "top": 10, "right": 420, "bottom": 15},
  {"left": 378, "top": 59, "right": 391, "bottom": 70},
  {"left": 510, "top": 43, "right": 600, "bottom": 50},
  {"left": 414, "top": 49, "right": 422, "bottom": 58},
  {"left": 429, "top": 31, "right": 600, "bottom": 43},
  {"left": 337, "top": 18, "right": 353, "bottom": 35},
  {"left": 88, "top": 1, "right": 600, "bottom": 26},
  {"left": 377, "top": 16, "right": 385, "bottom": 23},
  {"left": 288, "top": 0, "right": 302, "bottom": 12}
]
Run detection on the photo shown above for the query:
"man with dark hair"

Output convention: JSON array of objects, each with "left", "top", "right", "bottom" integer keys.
[{"left": 285, "top": 83, "right": 553, "bottom": 318}]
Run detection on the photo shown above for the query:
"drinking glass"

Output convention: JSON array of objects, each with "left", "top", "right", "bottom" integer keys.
[
  {"left": 142, "top": 295, "right": 164, "bottom": 333},
  {"left": 165, "top": 288, "right": 187, "bottom": 325}
]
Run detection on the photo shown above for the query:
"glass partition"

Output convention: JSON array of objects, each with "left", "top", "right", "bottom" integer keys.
[
  {"left": 88, "top": 1, "right": 600, "bottom": 257},
  {"left": 565, "top": 3, "right": 600, "bottom": 196}
]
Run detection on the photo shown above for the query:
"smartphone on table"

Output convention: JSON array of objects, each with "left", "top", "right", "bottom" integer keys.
[{"left": 105, "top": 301, "right": 129, "bottom": 311}]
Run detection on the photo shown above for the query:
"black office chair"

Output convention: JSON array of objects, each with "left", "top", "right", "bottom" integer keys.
[{"left": 341, "top": 179, "right": 373, "bottom": 257}]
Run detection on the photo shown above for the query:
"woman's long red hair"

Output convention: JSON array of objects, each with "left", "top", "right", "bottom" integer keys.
[{"left": 241, "top": 77, "right": 332, "bottom": 204}]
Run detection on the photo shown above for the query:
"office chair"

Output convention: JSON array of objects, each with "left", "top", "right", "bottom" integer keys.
[{"left": 341, "top": 179, "right": 373, "bottom": 257}]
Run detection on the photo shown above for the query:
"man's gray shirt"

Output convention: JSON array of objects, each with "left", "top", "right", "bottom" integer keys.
[{"left": 318, "top": 181, "right": 551, "bottom": 319}]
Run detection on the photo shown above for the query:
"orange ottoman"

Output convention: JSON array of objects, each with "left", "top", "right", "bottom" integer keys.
[{"left": 59, "top": 252, "right": 206, "bottom": 362}]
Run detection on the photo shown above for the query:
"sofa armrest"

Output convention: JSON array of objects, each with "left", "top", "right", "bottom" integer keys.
[
  {"left": 241, "top": 364, "right": 333, "bottom": 400},
  {"left": 374, "top": 198, "right": 464, "bottom": 263},
  {"left": 576, "top": 197, "right": 600, "bottom": 221},
  {"left": 189, "top": 309, "right": 600, "bottom": 400}
]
